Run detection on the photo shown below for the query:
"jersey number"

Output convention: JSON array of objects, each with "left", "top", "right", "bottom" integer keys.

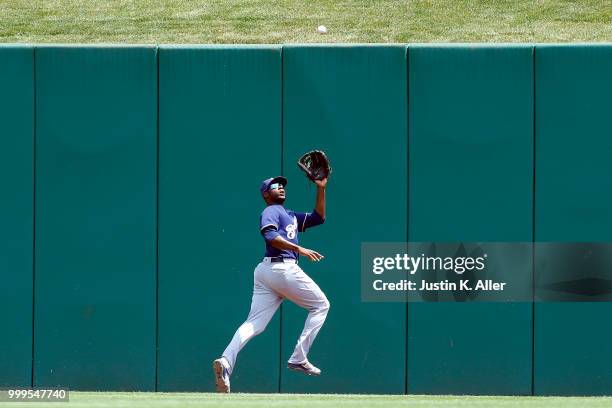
[{"left": 286, "top": 217, "right": 297, "bottom": 239}]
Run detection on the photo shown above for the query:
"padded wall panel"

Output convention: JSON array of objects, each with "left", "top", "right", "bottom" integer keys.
[
  {"left": 534, "top": 45, "right": 612, "bottom": 396},
  {"left": 281, "top": 45, "right": 407, "bottom": 394},
  {"left": 34, "top": 46, "right": 157, "bottom": 390},
  {"left": 0, "top": 45, "right": 34, "bottom": 388},
  {"left": 408, "top": 45, "right": 534, "bottom": 395},
  {"left": 158, "top": 46, "right": 282, "bottom": 392}
]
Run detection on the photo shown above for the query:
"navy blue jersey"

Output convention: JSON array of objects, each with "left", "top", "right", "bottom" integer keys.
[{"left": 259, "top": 204, "right": 324, "bottom": 259}]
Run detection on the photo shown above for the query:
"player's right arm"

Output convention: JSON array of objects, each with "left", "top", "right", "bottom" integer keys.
[
  {"left": 268, "top": 236, "right": 324, "bottom": 262},
  {"left": 261, "top": 225, "right": 324, "bottom": 262}
]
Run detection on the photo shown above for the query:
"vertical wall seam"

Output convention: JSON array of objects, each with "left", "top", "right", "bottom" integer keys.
[
  {"left": 531, "top": 45, "right": 537, "bottom": 397},
  {"left": 404, "top": 45, "right": 409, "bottom": 396},
  {"left": 31, "top": 45, "right": 37, "bottom": 389},
  {"left": 278, "top": 45, "right": 284, "bottom": 394},
  {"left": 155, "top": 45, "right": 160, "bottom": 392}
]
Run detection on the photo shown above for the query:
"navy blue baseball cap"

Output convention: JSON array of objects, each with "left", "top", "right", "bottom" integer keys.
[{"left": 260, "top": 176, "right": 288, "bottom": 194}]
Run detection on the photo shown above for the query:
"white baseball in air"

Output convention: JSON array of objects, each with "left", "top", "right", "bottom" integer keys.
[{"left": 317, "top": 25, "right": 328, "bottom": 34}]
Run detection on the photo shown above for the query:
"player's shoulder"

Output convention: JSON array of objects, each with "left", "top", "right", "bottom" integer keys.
[
  {"left": 286, "top": 208, "right": 305, "bottom": 217},
  {"left": 261, "top": 204, "right": 286, "bottom": 216},
  {"left": 285, "top": 208, "right": 297, "bottom": 216}
]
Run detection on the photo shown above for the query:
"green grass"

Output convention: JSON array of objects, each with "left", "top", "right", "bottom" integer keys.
[
  {"left": 6, "top": 393, "right": 612, "bottom": 408},
  {"left": 0, "top": 0, "right": 610, "bottom": 44}
]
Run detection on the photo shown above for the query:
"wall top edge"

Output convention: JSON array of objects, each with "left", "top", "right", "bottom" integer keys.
[
  {"left": 158, "top": 44, "right": 282, "bottom": 51},
  {"left": 0, "top": 43, "right": 157, "bottom": 48},
  {"left": 407, "top": 42, "right": 612, "bottom": 48},
  {"left": 0, "top": 42, "right": 610, "bottom": 48}
]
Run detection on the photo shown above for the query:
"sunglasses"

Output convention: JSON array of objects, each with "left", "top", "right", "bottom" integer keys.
[{"left": 268, "top": 183, "right": 284, "bottom": 191}]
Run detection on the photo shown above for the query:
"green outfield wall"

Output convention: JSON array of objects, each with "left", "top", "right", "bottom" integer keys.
[{"left": 0, "top": 44, "right": 610, "bottom": 396}]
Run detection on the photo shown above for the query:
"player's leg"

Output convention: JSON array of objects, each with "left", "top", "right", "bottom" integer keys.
[
  {"left": 270, "top": 263, "right": 330, "bottom": 374},
  {"left": 214, "top": 262, "right": 282, "bottom": 392},
  {"left": 221, "top": 271, "right": 283, "bottom": 374}
]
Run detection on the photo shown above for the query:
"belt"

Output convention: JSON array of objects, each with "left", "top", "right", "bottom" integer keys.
[{"left": 263, "top": 256, "right": 297, "bottom": 264}]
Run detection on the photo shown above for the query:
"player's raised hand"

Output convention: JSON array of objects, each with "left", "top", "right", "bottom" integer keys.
[
  {"left": 314, "top": 177, "right": 328, "bottom": 188},
  {"left": 298, "top": 246, "right": 325, "bottom": 262}
]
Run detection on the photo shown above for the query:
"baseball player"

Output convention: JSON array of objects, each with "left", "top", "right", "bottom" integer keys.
[{"left": 213, "top": 175, "right": 330, "bottom": 393}]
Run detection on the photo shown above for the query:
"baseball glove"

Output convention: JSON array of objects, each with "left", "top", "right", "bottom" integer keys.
[{"left": 297, "top": 150, "right": 332, "bottom": 181}]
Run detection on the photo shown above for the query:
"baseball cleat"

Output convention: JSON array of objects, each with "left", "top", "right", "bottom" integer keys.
[
  {"left": 213, "top": 358, "right": 231, "bottom": 393},
  {"left": 287, "top": 361, "right": 321, "bottom": 376}
]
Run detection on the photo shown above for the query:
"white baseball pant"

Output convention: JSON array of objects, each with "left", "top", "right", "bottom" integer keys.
[{"left": 221, "top": 258, "right": 330, "bottom": 375}]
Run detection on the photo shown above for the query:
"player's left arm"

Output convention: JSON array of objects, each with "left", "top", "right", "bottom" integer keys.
[
  {"left": 296, "top": 177, "right": 328, "bottom": 232},
  {"left": 313, "top": 177, "right": 327, "bottom": 219}
]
